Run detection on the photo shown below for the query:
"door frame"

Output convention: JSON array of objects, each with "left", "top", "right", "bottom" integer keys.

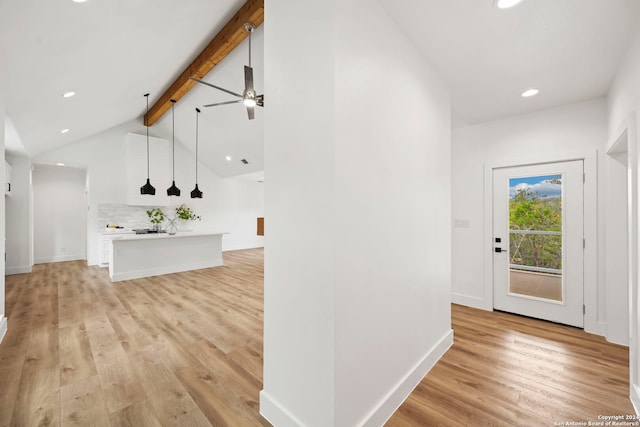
[
  {"left": 606, "top": 111, "right": 639, "bottom": 414},
  {"left": 482, "top": 149, "right": 599, "bottom": 334},
  {"left": 492, "top": 161, "right": 584, "bottom": 327}
]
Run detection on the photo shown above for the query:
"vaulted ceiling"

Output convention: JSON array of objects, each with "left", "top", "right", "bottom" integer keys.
[
  {"left": 0, "top": 0, "right": 264, "bottom": 178},
  {"left": 2, "top": 0, "right": 640, "bottom": 177}
]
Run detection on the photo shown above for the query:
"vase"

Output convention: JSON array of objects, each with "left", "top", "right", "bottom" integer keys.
[{"left": 166, "top": 218, "right": 178, "bottom": 235}]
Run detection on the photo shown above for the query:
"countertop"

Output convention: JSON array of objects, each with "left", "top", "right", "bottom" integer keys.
[
  {"left": 99, "top": 229, "right": 135, "bottom": 235},
  {"left": 107, "top": 231, "right": 227, "bottom": 241}
]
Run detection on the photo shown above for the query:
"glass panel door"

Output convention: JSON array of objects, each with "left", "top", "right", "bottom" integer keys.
[
  {"left": 493, "top": 160, "right": 584, "bottom": 327},
  {"left": 509, "top": 175, "right": 563, "bottom": 302}
]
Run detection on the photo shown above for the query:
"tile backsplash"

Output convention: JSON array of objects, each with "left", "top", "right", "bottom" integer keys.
[{"left": 97, "top": 204, "right": 165, "bottom": 231}]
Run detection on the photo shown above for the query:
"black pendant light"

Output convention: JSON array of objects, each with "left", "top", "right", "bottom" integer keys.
[
  {"left": 167, "top": 99, "right": 181, "bottom": 196},
  {"left": 190, "top": 107, "right": 203, "bottom": 199},
  {"left": 140, "top": 93, "right": 156, "bottom": 195}
]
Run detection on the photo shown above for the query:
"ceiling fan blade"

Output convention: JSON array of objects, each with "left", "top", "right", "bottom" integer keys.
[
  {"left": 247, "top": 105, "right": 255, "bottom": 120},
  {"left": 244, "top": 65, "right": 254, "bottom": 94},
  {"left": 190, "top": 77, "right": 243, "bottom": 98},
  {"left": 203, "top": 100, "right": 243, "bottom": 108}
]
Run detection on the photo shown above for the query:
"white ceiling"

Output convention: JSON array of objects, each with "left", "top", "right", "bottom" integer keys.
[
  {"left": 2, "top": 0, "right": 640, "bottom": 176},
  {"left": 379, "top": 0, "right": 640, "bottom": 125}
]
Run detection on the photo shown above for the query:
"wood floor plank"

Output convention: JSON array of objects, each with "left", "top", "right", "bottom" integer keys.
[
  {"left": 127, "top": 348, "right": 205, "bottom": 425},
  {"left": 10, "top": 366, "right": 60, "bottom": 427},
  {"left": 109, "top": 399, "right": 163, "bottom": 427},
  {"left": 59, "top": 322, "right": 98, "bottom": 387},
  {"left": 94, "top": 355, "right": 148, "bottom": 415},
  {"left": 175, "top": 363, "right": 269, "bottom": 427},
  {"left": 0, "top": 347, "right": 26, "bottom": 427},
  {"left": 60, "top": 375, "right": 111, "bottom": 427}
]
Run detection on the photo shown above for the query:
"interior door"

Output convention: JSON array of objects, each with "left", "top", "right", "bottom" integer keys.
[{"left": 493, "top": 160, "right": 584, "bottom": 327}]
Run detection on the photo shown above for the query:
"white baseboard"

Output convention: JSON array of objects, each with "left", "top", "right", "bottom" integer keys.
[
  {"left": 362, "top": 329, "right": 454, "bottom": 426},
  {"left": 585, "top": 320, "right": 607, "bottom": 339},
  {"left": 631, "top": 384, "right": 640, "bottom": 416},
  {"left": 605, "top": 329, "right": 629, "bottom": 346},
  {"left": 222, "top": 240, "right": 265, "bottom": 252},
  {"left": 0, "top": 316, "right": 7, "bottom": 344},
  {"left": 452, "top": 292, "right": 492, "bottom": 311},
  {"left": 223, "top": 244, "right": 264, "bottom": 252},
  {"left": 260, "top": 391, "right": 308, "bottom": 427},
  {"left": 109, "top": 258, "right": 224, "bottom": 282},
  {"left": 259, "top": 329, "right": 455, "bottom": 427},
  {"left": 4, "top": 265, "right": 32, "bottom": 275},
  {"left": 34, "top": 254, "right": 85, "bottom": 264}
]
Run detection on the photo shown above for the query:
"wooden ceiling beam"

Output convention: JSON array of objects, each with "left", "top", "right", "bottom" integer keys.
[{"left": 144, "top": 0, "right": 264, "bottom": 126}]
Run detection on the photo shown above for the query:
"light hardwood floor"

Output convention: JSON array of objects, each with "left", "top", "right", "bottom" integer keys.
[
  {"left": 0, "top": 248, "right": 634, "bottom": 426},
  {"left": 1, "top": 249, "right": 268, "bottom": 427},
  {"left": 388, "top": 305, "right": 634, "bottom": 426}
]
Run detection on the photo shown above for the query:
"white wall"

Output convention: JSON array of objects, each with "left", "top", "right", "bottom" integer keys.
[
  {"left": 451, "top": 98, "right": 609, "bottom": 334},
  {"left": 607, "top": 24, "right": 640, "bottom": 413},
  {"left": 1, "top": 99, "right": 6, "bottom": 343},
  {"left": 32, "top": 165, "right": 87, "bottom": 264},
  {"left": 608, "top": 27, "right": 640, "bottom": 139},
  {"left": 34, "top": 120, "right": 264, "bottom": 265},
  {"left": 261, "top": 1, "right": 452, "bottom": 426},
  {"left": 261, "top": 2, "right": 336, "bottom": 424},
  {"left": 5, "top": 153, "right": 32, "bottom": 274}
]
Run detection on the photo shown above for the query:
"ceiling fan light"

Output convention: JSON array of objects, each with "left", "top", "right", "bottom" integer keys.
[{"left": 243, "top": 98, "right": 257, "bottom": 107}]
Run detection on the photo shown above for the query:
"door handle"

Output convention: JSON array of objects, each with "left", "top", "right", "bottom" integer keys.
[{"left": 495, "top": 247, "right": 505, "bottom": 253}]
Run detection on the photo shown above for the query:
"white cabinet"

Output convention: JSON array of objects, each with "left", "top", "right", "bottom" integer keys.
[
  {"left": 5, "top": 161, "right": 11, "bottom": 196},
  {"left": 99, "top": 231, "right": 135, "bottom": 267},
  {"left": 99, "top": 235, "right": 110, "bottom": 267},
  {"left": 125, "top": 133, "right": 170, "bottom": 206}
]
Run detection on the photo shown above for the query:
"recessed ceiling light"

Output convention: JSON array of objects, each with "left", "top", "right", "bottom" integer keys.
[
  {"left": 72, "top": 0, "right": 88, "bottom": 3},
  {"left": 521, "top": 88, "right": 539, "bottom": 98},
  {"left": 494, "top": 0, "right": 523, "bottom": 9},
  {"left": 62, "top": 91, "right": 76, "bottom": 98},
  {"left": 56, "top": 163, "right": 65, "bottom": 166},
  {"left": 225, "top": 156, "right": 232, "bottom": 162},
  {"left": 61, "top": 129, "right": 70, "bottom": 134}
]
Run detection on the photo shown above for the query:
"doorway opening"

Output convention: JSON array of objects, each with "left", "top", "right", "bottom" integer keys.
[{"left": 32, "top": 164, "right": 88, "bottom": 264}]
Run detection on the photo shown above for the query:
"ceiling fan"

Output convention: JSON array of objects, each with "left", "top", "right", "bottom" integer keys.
[{"left": 190, "top": 22, "right": 264, "bottom": 120}]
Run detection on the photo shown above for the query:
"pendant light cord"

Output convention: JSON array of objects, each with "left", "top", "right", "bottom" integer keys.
[
  {"left": 145, "top": 93, "right": 150, "bottom": 179},
  {"left": 195, "top": 108, "right": 199, "bottom": 183},
  {"left": 171, "top": 99, "right": 176, "bottom": 180}
]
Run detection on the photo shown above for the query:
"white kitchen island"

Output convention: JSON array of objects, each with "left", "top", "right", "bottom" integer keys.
[{"left": 108, "top": 231, "right": 225, "bottom": 282}]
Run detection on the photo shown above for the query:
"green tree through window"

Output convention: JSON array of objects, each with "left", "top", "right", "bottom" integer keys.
[{"left": 509, "top": 183, "right": 562, "bottom": 271}]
